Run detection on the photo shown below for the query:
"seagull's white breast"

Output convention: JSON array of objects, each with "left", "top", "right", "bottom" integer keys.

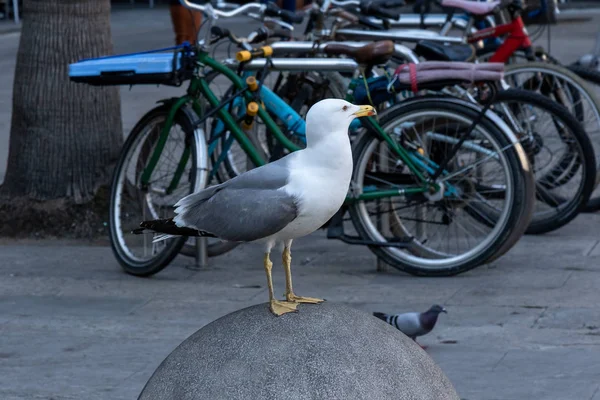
[{"left": 273, "top": 133, "right": 353, "bottom": 240}]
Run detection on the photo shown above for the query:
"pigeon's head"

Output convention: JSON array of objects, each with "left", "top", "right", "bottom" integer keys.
[
  {"left": 305, "top": 99, "right": 376, "bottom": 143},
  {"left": 428, "top": 304, "right": 447, "bottom": 315}
]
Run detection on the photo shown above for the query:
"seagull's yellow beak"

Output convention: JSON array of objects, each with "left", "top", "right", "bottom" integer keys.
[{"left": 353, "top": 105, "right": 377, "bottom": 117}]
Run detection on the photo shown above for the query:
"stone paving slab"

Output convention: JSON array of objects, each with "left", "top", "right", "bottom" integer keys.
[{"left": 1, "top": 221, "right": 600, "bottom": 400}]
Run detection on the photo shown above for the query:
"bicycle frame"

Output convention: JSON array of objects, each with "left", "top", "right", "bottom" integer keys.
[
  {"left": 139, "top": 49, "right": 435, "bottom": 204},
  {"left": 467, "top": 15, "right": 532, "bottom": 63}
]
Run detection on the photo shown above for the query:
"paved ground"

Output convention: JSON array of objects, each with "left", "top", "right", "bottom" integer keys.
[{"left": 1, "top": 5, "right": 600, "bottom": 400}]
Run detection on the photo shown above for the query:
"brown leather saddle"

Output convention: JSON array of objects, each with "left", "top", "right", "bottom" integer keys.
[{"left": 324, "top": 40, "right": 395, "bottom": 66}]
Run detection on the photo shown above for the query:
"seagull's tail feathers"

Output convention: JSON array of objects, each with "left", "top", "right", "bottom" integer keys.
[
  {"left": 131, "top": 218, "right": 216, "bottom": 239},
  {"left": 172, "top": 186, "right": 224, "bottom": 227},
  {"left": 174, "top": 186, "right": 221, "bottom": 211},
  {"left": 373, "top": 312, "right": 391, "bottom": 323}
]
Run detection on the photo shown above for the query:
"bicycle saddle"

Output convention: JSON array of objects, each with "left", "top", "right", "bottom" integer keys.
[
  {"left": 414, "top": 40, "right": 476, "bottom": 62},
  {"left": 439, "top": 0, "right": 500, "bottom": 15},
  {"left": 324, "top": 40, "right": 395, "bottom": 66}
]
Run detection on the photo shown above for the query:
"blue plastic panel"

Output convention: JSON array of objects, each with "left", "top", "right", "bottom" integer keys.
[{"left": 69, "top": 52, "right": 182, "bottom": 77}]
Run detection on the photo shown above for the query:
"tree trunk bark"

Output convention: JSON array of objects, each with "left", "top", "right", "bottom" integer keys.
[{"left": 1, "top": 0, "right": 122, "bottom": 204}]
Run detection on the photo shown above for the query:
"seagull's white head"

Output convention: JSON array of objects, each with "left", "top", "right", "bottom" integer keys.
[{"left": 305, "top": 99, "right": 376, "bottom": 146}]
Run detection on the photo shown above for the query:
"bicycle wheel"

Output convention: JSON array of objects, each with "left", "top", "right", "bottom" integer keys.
[
  {"left": 502, "top": 63, "right": 600, "bottom": 211},
  {"left": 567, "top": 63, "right": 600, "bottom": 87},
  {"left": 109, "top": 104, "right": 203, "bottom": 276},
  {"left": 349, "top": 97, "right": 532, "bottom": 276},
  {"left": 177, "top": 71, "right": 244, "bottom": 258},
  {"left": 488, "top": 89, "right": 597, "bottom": 234},
  {"left": 565, "top": 63, "right": 600, "bottom": 211}
]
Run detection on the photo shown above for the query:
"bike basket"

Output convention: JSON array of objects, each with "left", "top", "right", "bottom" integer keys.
[
  {"left": 69, "top": 44, "right": 195, "bottom": 87},
  {"left": 521, "top": 0, "right": 558, "bottom": 25}
]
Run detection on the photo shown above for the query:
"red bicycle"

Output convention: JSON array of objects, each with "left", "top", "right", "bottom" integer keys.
[
  {"left": 410, "top": 0, "right": 600, "bottom": 211},
  {"left": 450, "top": 0, "right": 600, "bottom": 211},
  {"left": 394, "top": 0, "right": 600, "bottom": 219}
]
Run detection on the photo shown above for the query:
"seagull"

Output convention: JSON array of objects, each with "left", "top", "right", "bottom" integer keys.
[
  {"left": 373, "top": 305, "right": 447, "bottom": 346},
  {"left": 133, "top": 99, "right": 375, "bottom": 316}
]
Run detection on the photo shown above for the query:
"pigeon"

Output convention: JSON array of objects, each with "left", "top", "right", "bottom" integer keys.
[{"left": 373, "top": 305, "right": 447, "bottom": 347}]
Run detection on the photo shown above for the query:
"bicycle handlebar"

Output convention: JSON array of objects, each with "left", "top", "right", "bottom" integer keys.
[
  {"left": 361, "top": 1, "right": 401, "bottom": 19},
  {"left": 211, "top": 23, "right": 291, "bottom": 48},
  {"left": 265, "top": 2, "right": 304, "bottom": 23},
  {"left": 179, "top": 0, "right": 265, "bottom": 18},
  {"left": 330, "top": 0, "right": 404, "bottom": 19},
  {"left": 330, "top": 0, "right": 359, "bottom": 6},
  {"left": 180, "top": 0, "right": 303, "bottom": 24}
]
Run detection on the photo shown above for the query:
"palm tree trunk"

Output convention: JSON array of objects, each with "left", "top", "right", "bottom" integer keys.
[
  {"left": 2, "top": 0, "right": 122, "bottom": 203},
  {"left": 0, "top": 0, "right": 122, "bottom": 237}
]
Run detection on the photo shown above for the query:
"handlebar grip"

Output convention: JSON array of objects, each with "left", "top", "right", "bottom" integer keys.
[
  {"left": 241, "top": 102, "right": 260, "bottom": 131},
  {"left": 336, "top": 9, "right": 359, "bottom": 23},
  {"left": 210, "top": 26, "right": 231, "bottom": 39},
  {"left": 246, "top": 76, "right": 259, "bottom": 92},
  {"left": 235, "top": 46, "right": 274, "bottom": 62},
  {"left": 260, "top": 27, "right": 293, "bottom": 41},
  {"left": 357, "top": 14, "right": 386, "bottom": 30},
  {"left": 371, "top": 4, "right": 400, "bottom": 19},
  {"left": 236, "top": 50, "right": 252, "bottom": 62},
  {"left": 360, "top": 0, "right": 400, "bottom": 19},
  {"left": 280, "top": 9, "right": 305, "bottom": 23},
  {"left": 376, "top": 0, "right": 406, "bottom": 7},
  {"left": 264, "top": 2, "right": 304, "bottom": 24}
]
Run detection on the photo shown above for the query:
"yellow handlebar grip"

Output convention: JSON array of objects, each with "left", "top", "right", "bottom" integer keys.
[
  {"left": 261, "top": 46, "right": 273, "bottom": 57},
  {"left": 246, "top": 76, "right": 259, "bottom": 92},
  {"left": 236, "top": 50, "right": 252, "bottom": 62},
  {"left": 247, "top": 102, "right": 259, "bottom": 117}
]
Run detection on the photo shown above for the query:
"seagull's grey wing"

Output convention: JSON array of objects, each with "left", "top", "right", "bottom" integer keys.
[
  {"left": 174, "top": 161, "right": 298, "bottom": 242},
  {"left": 393, "top": 312, "right": 424, "bottom": 337},
  {"left": 174, "top": 158, "right": 292, "bottom": 209}
]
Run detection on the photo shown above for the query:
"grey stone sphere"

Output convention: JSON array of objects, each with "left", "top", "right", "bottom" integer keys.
[{"left": 138, "top": 302, "right": 459, "bottom": 400}]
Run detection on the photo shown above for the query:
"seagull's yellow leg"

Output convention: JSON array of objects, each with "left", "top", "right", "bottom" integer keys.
[
  {"left": 264, "top": 252, "right": 298, "bottom": 316},
  {"left": 282, "top": 247, "right": 324, "bottom": 304}
]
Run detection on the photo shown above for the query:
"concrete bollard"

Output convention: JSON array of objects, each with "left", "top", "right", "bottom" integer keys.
[{"left": 138, "top": 302, "right": 459, "bottom": 400}]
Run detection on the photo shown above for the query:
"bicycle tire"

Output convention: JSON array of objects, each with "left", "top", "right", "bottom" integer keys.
[
  {"left": 565, "top": 64, "right": 600, "bottom": 211},
  {"left": 178, "top": 70, "right": 242, "bottom": 258},
  {"left": 502, "top": 63, "right": 600, "bottom": 211},
  {"left": 109, "top": 105, "right": 200, "bottom": 276},
  {"left": 567, "top": 64, "right": 600, "bottom": 86},
  {"left": 349, "top": 97, "right": 531, "bottom": 276},
  {"left": 489, "top": 89, "right": 597, "bottom": 234},
  {"left": 476, "top": 48, "right": 600, "bottom": 213}
]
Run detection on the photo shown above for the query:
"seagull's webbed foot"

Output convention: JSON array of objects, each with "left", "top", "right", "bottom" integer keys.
[
  {"left": 270, "top": 300, "right": 299, "bottom": 316},
  {"left": 286, "top": 294, "right": 325, "bottom": 304}
]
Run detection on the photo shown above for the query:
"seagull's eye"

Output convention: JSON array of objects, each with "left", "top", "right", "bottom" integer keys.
[{"left": 342, "top": 105, "right": 348, "bottom": 111}]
